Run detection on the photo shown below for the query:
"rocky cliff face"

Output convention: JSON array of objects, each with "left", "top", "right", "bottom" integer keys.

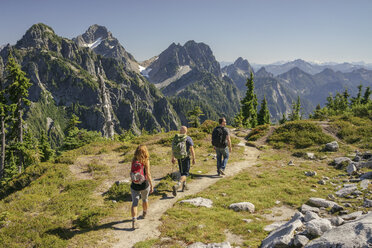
[
  {"left": 143, "top": 40, "right": 240, "bottom": 124},
  {"left": 74, "top": 24, "right": 139, "bottom": 72},
  {"left": 221, "top": 57, "right": 254, "bottom": 92},
  {"left": 0, "top": 23, "right": 180, "bottom": 145}
]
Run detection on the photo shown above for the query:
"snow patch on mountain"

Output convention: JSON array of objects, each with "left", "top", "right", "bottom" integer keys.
[
  {"left": 155, "top": 65, "right": 191, "bottom": 88},
  {"left": 83, "top": 37, "right": 103, "bottom": 49}
]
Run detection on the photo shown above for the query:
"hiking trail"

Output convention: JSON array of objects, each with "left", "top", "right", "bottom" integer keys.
[{"left": 108, "top": 135, "right": 260, "bottom": 248}]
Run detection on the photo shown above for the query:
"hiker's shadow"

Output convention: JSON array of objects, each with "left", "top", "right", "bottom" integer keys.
[
  {"left": 45, "top": 219, "right": 136, "bottom": 240},
  {"left": 191, "top": 173, "right": 221, "bottom": 179}
]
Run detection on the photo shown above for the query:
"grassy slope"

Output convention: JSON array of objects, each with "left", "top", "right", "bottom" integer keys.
[
  {"left": 0, "top": 118, "right": 371, "bottom": 247},
  {"left": 136, "top": 119, "right": 371, "bottom": 248}
]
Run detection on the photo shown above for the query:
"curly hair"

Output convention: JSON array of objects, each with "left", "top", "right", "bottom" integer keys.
[{"left": 132, "top": 145, "right": 149, "bottom": 165}]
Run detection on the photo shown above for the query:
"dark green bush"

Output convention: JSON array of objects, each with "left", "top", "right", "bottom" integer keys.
[
  {"left": 268, "top": 121, "right": 333, "bottom": 149},
  {"left": 74, "top": 208, "right": 107, "bottom": 229},
  {"left": 246, "top": 124, "right": 270, "bottom": 141},
  {"left": 199, "top": 120, "right": 218, "bottom": 134},
  {"left": 105, "top": 182, "right": 131, "bottom": 202}
]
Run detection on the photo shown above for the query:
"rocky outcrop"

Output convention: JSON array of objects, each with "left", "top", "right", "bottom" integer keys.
[
  {"left": 221, "top": 57, "right": 254, "bottom": 91},
  {"left": 179, "top": 197, "right": 213, "bottom": 208},
  {"left": 0, "top": 23, "right": 180, "bottom": 145}
]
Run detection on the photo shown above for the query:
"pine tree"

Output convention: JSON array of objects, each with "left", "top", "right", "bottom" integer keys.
[
  {"left": 39, "top": 132, "right": 55, "bottom": 162},
  {"left": 257, "top": 96, "right": 270, "bottom": 125},
  {"left": 241, "top": 72, "right": 258, "bottom": 128},
  {"left": 233, "top": 110, "right": 244, "bottom": 127},
  {"left": 362, "top": 86, "right": 371, "bottom": 104},
  {"left": 0, "top": 66, "right": 5, "bottom": 179},
  {"left": 351, "top": 85, "right": 363, "bottom": 106},
  {"left": 279, "top": 113, "right": 287, "bottom": 124},
  {"left": 6, "top": 53, "right": 32, "bottom": 173},
  {"left": 289, "top": 96, "right": 301, "bottom": 121},
  {"left": 187, "top": 106, "right": 204, "bottom": 128}
]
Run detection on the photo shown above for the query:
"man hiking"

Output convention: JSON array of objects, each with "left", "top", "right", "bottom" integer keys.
[
  {"left": 212, "top": 117, "right": 232, "bottom": 176},
  {"left": 171, "top": 126, "right": 195, "bottom": 196}
]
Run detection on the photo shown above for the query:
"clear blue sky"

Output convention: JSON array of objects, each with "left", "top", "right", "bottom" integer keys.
[{"left": 1, "top": 0, "right": 371, "bottom": 64}]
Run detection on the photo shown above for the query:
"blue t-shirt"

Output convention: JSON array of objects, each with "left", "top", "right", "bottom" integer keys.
[{"left": 186, "top": 136, "right": 194, "bottom": 153}]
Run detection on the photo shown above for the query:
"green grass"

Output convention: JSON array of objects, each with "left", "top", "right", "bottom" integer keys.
[
  {"left": 330, "top": 116, "right": 372, "bottom": 149},
  {"left": 268, "top": 120, "right": 333, "bottom": 149}
]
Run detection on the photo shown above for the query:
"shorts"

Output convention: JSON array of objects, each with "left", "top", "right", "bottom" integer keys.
[
  {"left": 178, "top": 157, "right": 190, "bottom": 177},
  {"left": 131, "top": 185, "right": 150, "bottom": 207}
]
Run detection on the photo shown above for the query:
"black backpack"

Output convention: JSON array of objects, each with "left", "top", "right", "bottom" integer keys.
[{"left": 212, "top": 126, "right": 227, "bottom": 148}]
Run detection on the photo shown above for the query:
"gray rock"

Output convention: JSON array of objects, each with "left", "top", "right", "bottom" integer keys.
[
  {"left": 288, "top": 160, "right": 295, "bottom": 166},
  {"left": 305, "top": 212, "right": 372, "bottom": 248},
  {"left": 229, "top": 202, "right": 255, "bottom": 213},
  {"left": 318, "top": 180, "right": 326, "bottom": 185},
  {"left": 360, "top": 179, "right": 370, "bottom": 190},
  {"left": 180, "top": 197, "right": 213, "bottom": 208},
  {"left": 264, "top": 221, "right": 287, "bottom": 232},
  {"left": 352, "top": 190, "right": 363, "bottom": 196},
  {"left": 341, "top": 211, "right": 363, "bottom": 221},
  {"left": 305, "top": 218, "right": 333, "bottom": 237},
  {"left": 363, "top": 199, "right": 372, "bottom": 208},
  {"left": 306, "top": 153, "right": 315, "bottom": 160},
  {"left": 293, "top": 235, "right": 310, "bottom": 247},
  {"left": 329, "top": 216, "right": 344, "bottom": 226},
  {"left": 301, "top": 204, "right": 320, "bottom": 214},
  {"left": 187, "top": 242, "right": 231, "bottom": 248},
  {"left": 242, "top": 219, "right": 252, "bottom": 223},
  {"left": 333, "top": 157, "right": 351, "bottom": 169},
  {"left": 327, "top": 194, "right": 336, "bottom": 200},
  {"left": 308, "top": 197, "right": 339, "bottom": 208},
  {"left": 360, "top": 171, "right": 372, "bottom": 180},
  {"left": 353, "top": 155, "right": 361, "bottom": 162},
  {"left": 260, "top": 212, "right": 304, "bottom": 248},
  {"left": 304, "top": 211, "right": 320, "bottom": 222},
  {"left": 344, "top": 203, "right": 352, "bottom": 208},
  {"left": 346, "top": 163, "right": 357, "bottom": 175},
  {"left": 322, "top": 176, "right": 330, "bottom": 180},
  {"left": 361, "top": 161, "right": 372, "bottom": 169},
  {"left": 335, "top": 185, "right": 357, "bottom": 197},
  {"left": 305, "top": 171, "right": 317, "bottom": 177},
  {"left": 324, "top": 141, "right": 339, "bottom": 152},
  {"left": 330, "top": 204, "right": 344, "bottom": 214},
  {"left": 362, "top": 151, "right": 372, "bottom": 160}
]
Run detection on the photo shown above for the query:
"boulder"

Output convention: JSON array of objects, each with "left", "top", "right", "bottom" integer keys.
[
  {"left": 301, "top": 204, "right": 320, "bottom": 214},
  {"left": 308, "top": 197, "right": 339, "bottom": 208},
  {"left": 260, "top": 212, "right": 304, "bottom": 248},
  {"left": 362, "top": 151, "right": 372, "bottom": 160},
  {"left": 329, "top": 216, "right": 344, "bottom": 226},
  {"left": 363, "top": 199, "right": 372, "bottom": 208},
  {"left": 360, "top": 179, "right": 370, "bottom": 190},
  {"left": 306, "top": 153, "right": 315, "bottom": 160},
  {"left": 360, "top": 171, "right": 372, "bottom": 180},
  {"left": 304, "top": 211, "right": 320, "bottom": 222},
  {"left": 341, "top": 211, "right": 363, "bottom": 221},
  {"left": 324, "top": 141, "right": 339, "bottom": 152},
  {"left": 180, "top": 197, "right": 213, "bottom": 208},
  {"left": 187, "top": 242, "right": 231, "bottom": 248},
  {"left": 293, "top": 235, "right": 309, "bottom": 247},
  {"left": 305, "top": 218, "right": 333, "bottom": 237},
  {"left": 305, "top": 171, "right": 317, "bottom": 176},
  {"left": 332, "top": 157, "right": 351, "bottom": 169},
  {"left": 305, "top": 212, "right": 372, "bottom": 248},
  {"left": 346, "top": 163, "right": 357, "bottom": 175},
  {"left": 335, "top": 185, "right": 357, "bottom": 197},
  {"left": 229, "top": 202, "right": 255, "bottom": 213},
  {"left": 360, "top": 161, "right": 372, "bottom": 169}
]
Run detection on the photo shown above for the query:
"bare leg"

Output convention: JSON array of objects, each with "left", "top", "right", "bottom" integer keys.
[{"left": 131, "top": 205, "right": 138, "bottom": 218}]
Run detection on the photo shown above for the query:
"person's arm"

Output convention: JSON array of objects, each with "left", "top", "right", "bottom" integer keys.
[
  {"left": 145, "top": 161, "right": 154, "bottom": 193},
  {"left": 190, "top": 146, "right": 195, "bottom": 165},
  {"left": 171, "top": 154, "right": 176, "bottom": 164},
  {"left": 227, "top": 135, "right": 232, "bottom": 153}
]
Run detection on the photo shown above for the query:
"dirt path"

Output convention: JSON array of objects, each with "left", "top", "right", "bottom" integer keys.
[{"left": 109, "top": 138, "right": 260, "bottom": 248}]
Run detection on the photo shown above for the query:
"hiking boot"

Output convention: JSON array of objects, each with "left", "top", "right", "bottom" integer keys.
[
  {"left": 142, "top": 211, "right": 147, "bottom": 219},
  {"left": 181, "top": 182, "right": 189, "bottom": 192},
  {"left": 172, "top": 185, "right": 178, "bottom": 196},
  {"left": 220, "top": 169, "right": 225, "bottom": 175},
  {"left": 132, "top": 219, "right": 139, "bottom": 229}
]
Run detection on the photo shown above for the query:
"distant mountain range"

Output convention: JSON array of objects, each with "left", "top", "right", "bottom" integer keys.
[{"left": 1, "top": 23, "right": 372, "bottom": 143}]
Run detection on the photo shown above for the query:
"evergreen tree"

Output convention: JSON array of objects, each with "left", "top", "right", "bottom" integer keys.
[
  {"left": 257, "top": 96, "right": 270, "bottom": 125},
  {"left": 241, "top": 72, "right": 258, "bottom": 128},
  {"left": 39, "top": 132, "right": 55, "bottom": 162},
  {"left": 351, "top": 85, "right": 363, "bottom": 106},
  {"left": 65, "top": 114, "right": 81, "bottom": 134},
  {"left": 279, "top": 113, "right": 287, "bottom": 124},
  {"left": 288, "top": 96, "right": 301, "bottom": 121},
  {"left": 0, "top": 65, "right": 6, "bottom": 179},
  {"left": 187, "top": 106, "right": 204, "bottom": 128},
  {"left": 362, "top": 86, "right": 371, "bottom": 104},
  {"left": 6, "top": 53, "right": 32, "bottom": 173},
  {"left": 233, "top": 110, "right": 244, "bottom": 127}
]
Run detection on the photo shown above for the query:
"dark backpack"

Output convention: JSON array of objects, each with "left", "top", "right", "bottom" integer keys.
[
  {"left": 212, "top": 126, "right": 227, "bottom": 148},
  {"left": 130, "top": 161, "right": 146, "bottom": 184},
  {"left": 172, "top": 134, "right": 188, "bottom": 159}
]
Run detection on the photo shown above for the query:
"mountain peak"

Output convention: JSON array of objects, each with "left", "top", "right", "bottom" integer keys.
[
  {"left": 82, "top": 24, "right": 112, "bottom": 42},
  {"left": 16, "top": 23, "right": 59, "bottom": 49},
  {"left": 233, "top": 57, "right": 251, "bottom": 71},
  {"left": 256, "top": 67, "right": 273, "bottom": 78}
]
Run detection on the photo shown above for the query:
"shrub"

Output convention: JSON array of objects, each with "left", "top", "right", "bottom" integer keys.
[
  {"left": 199, "top": 120, "right": 218, "bottom": 134},
  {"left": 105, "top": 182, "right": 131, "bottom": 202},
  {"left": 74, "top": 207, "right": 107, "bottom": 229},
  {"left": 268, "top": 121, "right": 333, "bottom": 149},
  {"left": 246, "top": 124, "right": 270, "bottom": 141}
]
